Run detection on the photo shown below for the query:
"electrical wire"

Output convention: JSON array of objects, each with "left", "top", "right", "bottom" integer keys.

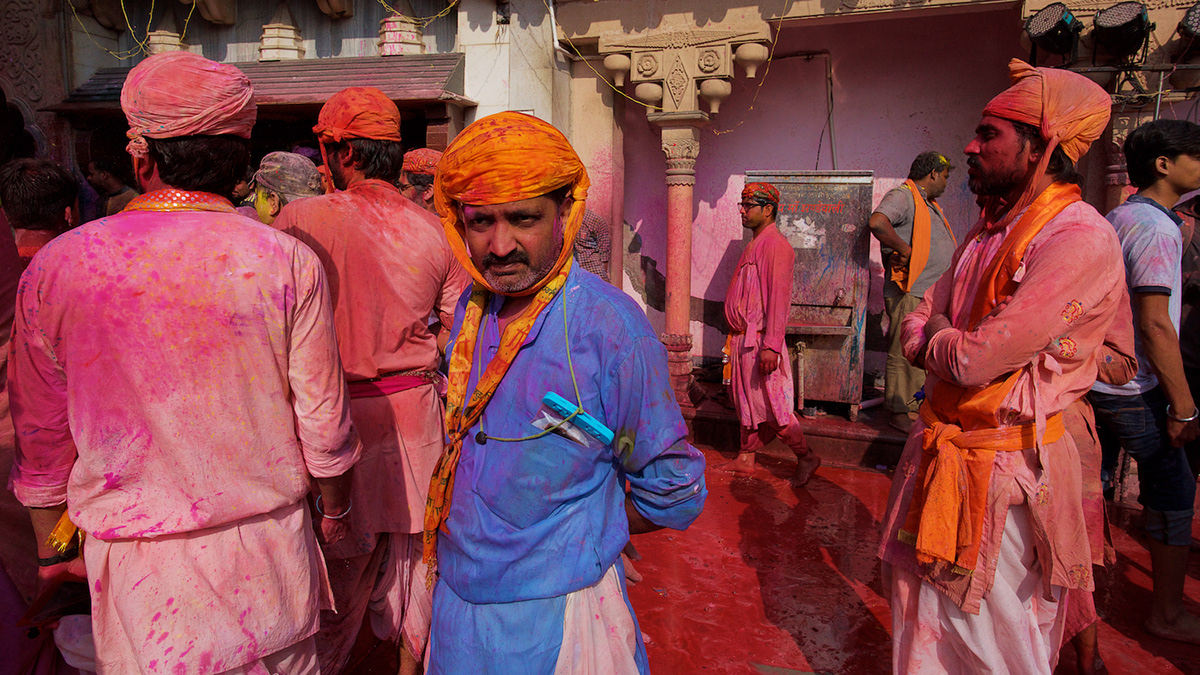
[{"left": 474, "top": 282, "right": 591, "bottom": 445}]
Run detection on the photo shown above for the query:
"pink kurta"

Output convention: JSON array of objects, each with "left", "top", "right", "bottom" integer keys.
[
  {"left": 9, "top": 200, "right": 361, "bottom": 674},
  {"left": 879, "top": 200, "right": 1126, "bottom": 613},
  {"left": 272, "top": 179, "right": 470, "bottom": 545},
  {"left": 724, "top": 225, "right": 796, "bottom": 428}
]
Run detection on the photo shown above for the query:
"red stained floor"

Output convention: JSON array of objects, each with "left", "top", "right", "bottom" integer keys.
[{"left": 625, "top": 443, "right": 1200, "bottom": 674}]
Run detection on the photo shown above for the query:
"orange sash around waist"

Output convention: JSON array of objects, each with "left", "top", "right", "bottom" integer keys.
[
  {"left": 897, "top": 182, "right": 1079, "bottom": 574},
  {"left": 898, "top": 406, "right": 1064, "bottom": 574}
]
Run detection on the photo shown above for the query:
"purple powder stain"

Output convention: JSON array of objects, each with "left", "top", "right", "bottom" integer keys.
[
  {"left": 152, "top": 611, "right": 161, "bottom": 622},
  {"left": 102, "top": 472, "right": 122, "bottom": 489},
  {"left": 94, "top": 580, "right": 102, "bottom": 593},
  {"left": 157, "top": 632, "right": 169, "bottom": 644}
]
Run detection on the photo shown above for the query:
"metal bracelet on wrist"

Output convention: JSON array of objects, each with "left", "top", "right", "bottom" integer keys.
[
  {"left": 315, "top": 495, "right": 352, "bottom": 520},
  {"left": 1167, "top": 404, "right": 1200, "bottom": 423},
  {"left": 38, "top": 546, "right": 79, "bottom": 567}
]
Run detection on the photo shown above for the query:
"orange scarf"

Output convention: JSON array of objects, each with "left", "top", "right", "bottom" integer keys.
[
  {"left": 898, "top": 181, "right": 1079, "bottom": 573},
  {"left": 891, "top": 180, "right": 955, "bottom": 294},
  {"left": 422, "top": 260, "right": 573, "bottom": 578}
]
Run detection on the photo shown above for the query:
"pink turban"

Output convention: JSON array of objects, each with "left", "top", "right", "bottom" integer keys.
[
  {"left": 403, "top": 148, "right": 443, "bottom": 176},
  {"left": 121, "top": 52, "right": 256, "bottom": 159},
  {"left": 982, "top": 59, "right": 1111, "bottom": 164}
]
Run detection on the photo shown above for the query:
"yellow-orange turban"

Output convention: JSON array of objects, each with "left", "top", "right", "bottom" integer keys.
[
  {"left": 434, "top": 111, "right": 589, "bottom": 296},
  {"left": 983, "top": 59, "right": 1111, "bottom": 164}
]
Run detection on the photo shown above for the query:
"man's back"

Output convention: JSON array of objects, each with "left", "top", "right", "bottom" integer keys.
[
  {"left": 10, "top": 202, "right": 352, "bottom": 537},
  {"left": 272, "top": 179, "right": 468, "bottom": 379}
]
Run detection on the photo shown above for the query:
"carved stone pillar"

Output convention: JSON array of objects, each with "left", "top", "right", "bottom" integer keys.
[
  {"left": 597, "top": 24, "right": 771, "bottom": 406},
  {"left": 654, "top": 114, "right": 707, "bottom": 403}
]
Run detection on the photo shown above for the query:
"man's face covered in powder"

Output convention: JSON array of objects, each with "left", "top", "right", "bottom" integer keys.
[
  {"left": 964, "top": 115, "right": 1036, "bottom": 198},
  {"left": 461, "top": 193, "right": 572, "bottom": 294}
]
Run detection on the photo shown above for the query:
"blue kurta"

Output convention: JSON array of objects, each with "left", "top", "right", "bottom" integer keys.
[{"left": 428, "top": 263, "right": 707, "bottom": 673}]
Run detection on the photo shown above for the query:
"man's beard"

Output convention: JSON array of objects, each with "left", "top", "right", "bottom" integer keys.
[
  {"left": 966, "top": 155, "right": 1025, "bottom": 197},
  {"left": 480, "top": 248, "right": 558, "bottom": 293},
  {"left": 328, "top": 161, "right": 348, "bottom": 191}
]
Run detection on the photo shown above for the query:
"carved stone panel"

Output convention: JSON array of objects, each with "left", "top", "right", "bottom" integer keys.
[{"left": 599, "top": 23, "right": 769, "bottom": 116}]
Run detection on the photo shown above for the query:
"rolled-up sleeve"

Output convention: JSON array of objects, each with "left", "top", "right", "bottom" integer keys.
[
  {"left": 9, "top": 273, "right": 76, "bottom": 508},
  {"left": 612, "top": 336, "right": 706, "bottom": 530},
  {"left": 287, "top": 247, "right": 361, "bottom": 478}
]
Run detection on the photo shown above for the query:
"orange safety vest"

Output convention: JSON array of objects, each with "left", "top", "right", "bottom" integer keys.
[
  {"left": 891, "top": 180, "right": 956, "bottom": 294},
  {"left": 898, "top": 182, "right": 1079, "bottom": 574}
]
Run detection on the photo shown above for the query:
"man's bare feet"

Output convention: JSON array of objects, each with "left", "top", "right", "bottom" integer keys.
[
  {"left": 717, "top": 452, "right": 757, "bottom": 474},
  {"left": 1144, "top": 609, "right": 1200, "bottom": 645},
  {"left": 793, "top": 451, "right": 822, "bottom": 487}
]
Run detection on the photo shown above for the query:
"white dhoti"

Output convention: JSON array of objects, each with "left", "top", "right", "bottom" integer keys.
[{"left": 891, "top": 504, "right": 1066, "bottom": 674}]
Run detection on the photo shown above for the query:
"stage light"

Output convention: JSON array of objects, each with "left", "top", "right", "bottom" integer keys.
[
  {"left": 1178, "top": 1, "right": 1200, "bottom": 40},
  {"left": 1025, "top": 3, "right": 1084, "bottom": 63},
  {"left": 1094, "top": 2, "right": 1152, "bottom": 62}
]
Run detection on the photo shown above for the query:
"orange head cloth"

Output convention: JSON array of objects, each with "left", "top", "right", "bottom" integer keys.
[
  {"left": 313, "top": 87, "right": 402, "bottom": 189},
  {"left": 434, "top": 111, "right": 589, "bottom": 297},
  {"left": 978, "top": 59, "right": 1110, "bottom": 226},
  {"left": 121, "top": 51, "right": 256, "bottom": 160},
  {"left": 403, "top": 148, "right": 443, "bottom": 176}
]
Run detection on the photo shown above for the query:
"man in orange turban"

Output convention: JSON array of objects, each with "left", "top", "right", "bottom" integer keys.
[
  {"left": 399, "top": 147, "right": 441, "bottom": 213},
  {"left": 423, "top": 111, "right": 707, "bottom": 672},
  {"left": 270, "top": 86, "right": 470, "bottom": 674},
  {"left": 877, "top": 59, "right": 1126, "bottom": 673},
  {"left": 10, "top": 51, "right": 361, "bottom": 674}
]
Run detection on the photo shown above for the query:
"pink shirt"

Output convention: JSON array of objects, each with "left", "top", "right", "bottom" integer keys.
[
  {"left": 273, "top": 180, "right": 470, "bottom": 542},
  {"left": 879, "top": 200, "right": 1126, "bottom": 613},
  {"left": 9, "top": 203, "right": 361, "bottom": 672}
]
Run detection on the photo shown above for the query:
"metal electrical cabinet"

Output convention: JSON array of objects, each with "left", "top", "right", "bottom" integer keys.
[{"left": 744, "top": 171, "right": 873, "bottom": 421}]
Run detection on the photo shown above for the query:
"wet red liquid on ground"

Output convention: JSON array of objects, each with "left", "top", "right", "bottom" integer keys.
[{"left": 625, "top": 444, "right": 1200, "bottom": 674}]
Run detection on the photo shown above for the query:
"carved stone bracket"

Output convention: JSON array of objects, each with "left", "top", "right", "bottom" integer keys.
[{"left": 598, "top": 23, "right": 771, "bottom": 116}]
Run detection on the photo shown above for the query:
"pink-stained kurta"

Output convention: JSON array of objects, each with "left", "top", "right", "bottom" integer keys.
[
  {"left": 724, "top": 224, "right": 796, "bottom": 429},
  {"left": 9, "top": 202, "right": 362, "bottom": 674},
  {"left": 879, "top": 200, "right": 1125, "bottom": 616},
  {"left": 271, "top": 179, "right": 467, "bottom": 667},
  {"left": 272, "top": 178, "right": 470, "bottom": 544}
]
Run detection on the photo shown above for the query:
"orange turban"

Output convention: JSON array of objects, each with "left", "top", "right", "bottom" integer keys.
[
  {"left": 982, "top": 59, "right": 1111, "bottom": 164},
  {"left": 121, "top": 52, "right": 256, "bottom": 159},
  {"left": 403, "top": 148, "right": 442, "bottom": 176},
  {"left": 434, "top": 111, "right": 589, "bottom": 296},
  {"left": 313, "top": 87, "right": 402, "bottom": 145}
]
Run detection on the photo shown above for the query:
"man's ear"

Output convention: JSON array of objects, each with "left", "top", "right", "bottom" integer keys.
[
  {"left": 63, "top": 203, "right": 78, "bottom": 229},
  {"left": 269, "top": 192, "right": 283, "bottom": 217},
  {"left": 1155, "top": 155, "right": 1172, "bottom": 180},
  {"left": 559, "top": 195, "right": 574, "bottom": 221},
  {"left": 131, "top": 153, "right": 156, "bottom": 192},
  {"left": 421, "top": 185, "right": 435, "bottom": 206},
  {"left": 337, "top": 144, "right": 357, "bottom": 170}
]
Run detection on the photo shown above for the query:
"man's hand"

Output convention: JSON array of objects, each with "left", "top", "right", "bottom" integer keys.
[
  {"left": 924, "top": 314, "right": 952, "bottom": 340},
  {"left": 1167, "top": 417, "right": 1200, "bottom": 448},
  {"left": 759, "top": 348, "right": 781, "bottom": 375},
  {"left": 317, "top": 512, "right": 350, "bottom": 545},
  {"left": 890, "top": 247, "right": 912, "bottom": 271},
  {"left": 35, "top": 556, "right": 86, "bottom": 596}
]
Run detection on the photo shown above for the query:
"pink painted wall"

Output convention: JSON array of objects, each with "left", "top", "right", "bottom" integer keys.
[{"left": 619, "top": 6, "right": 1027, "bottom": 358}]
